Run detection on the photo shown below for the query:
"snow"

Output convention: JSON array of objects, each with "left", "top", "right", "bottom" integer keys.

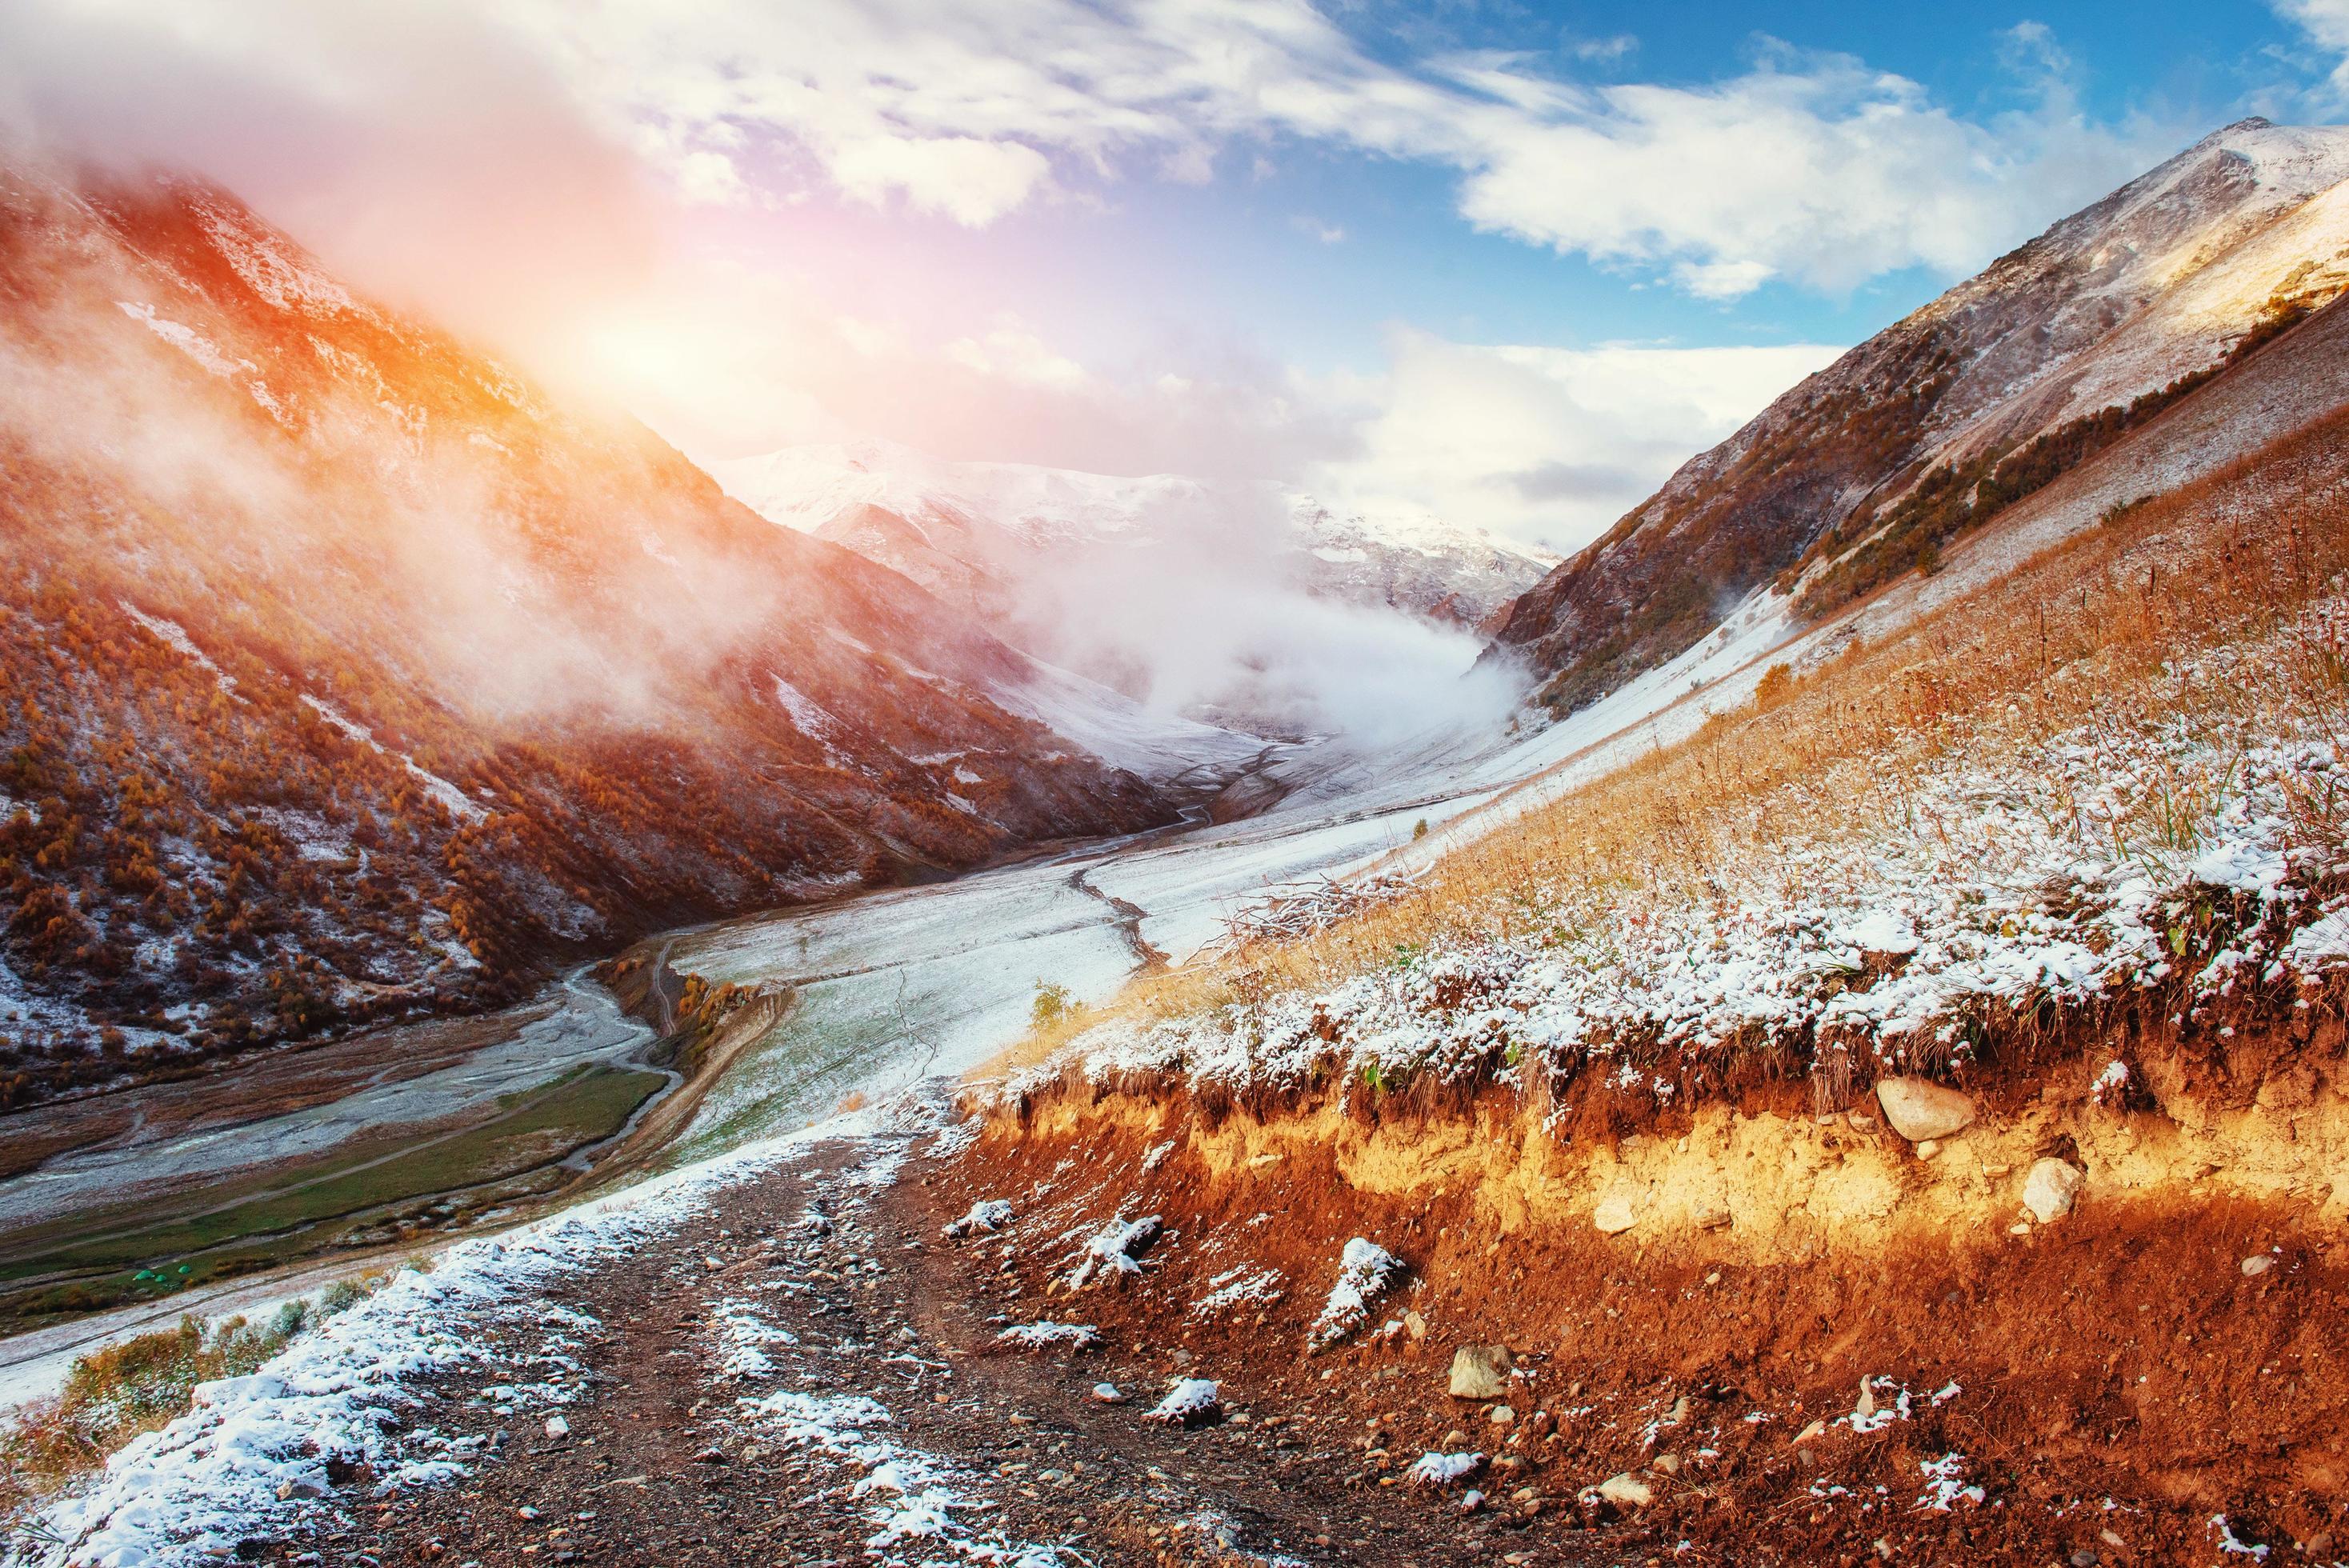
[
  {"left": 1307, "top": 1238, "right": 1404, "bottom": 1352},
  {"left": 1408, "top": 1450, "right": 1485, "bottom": 1487},
  {"left": 21, "top": 1114, "right": 885, "bottom": 1568},
  {"left": 1142, "top": 1378, "right": 1221, "bottom": 1424},
  {"left": 942, "top": 1198, "right": 1014, "bottom": 1238},
  {"left": 1916, "top": 1453, "right": 1986, "bottom": 1511},
  {"left": 117, "top": 301, "right": 251, "bottom": 378},
  {"left": 1018, "top": 602, "right": 2349, "bottom": 1115},
  {"left": 990, "top": 1321, "right": 1099, "bottom": 1350},
  {"left": 297, "top": 695, "right": 487, "bottom": 825},
  {"left": 986, "top": 654, "right": 1261, "bottom": 782},
  {"left": 737, "top": 1384, "right": 1066, "bottom": 1566},
  {"left": 1190, "top": 1266, "right": 1285, "bottom": 1320}
]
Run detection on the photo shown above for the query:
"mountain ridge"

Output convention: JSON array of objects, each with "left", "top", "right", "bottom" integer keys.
[
  {"left": 1489, "top": 116, "right": 2349, "bottom": 713},
  {"left": 0, "top": 156, "right": 1251, "bottom": 1106}
]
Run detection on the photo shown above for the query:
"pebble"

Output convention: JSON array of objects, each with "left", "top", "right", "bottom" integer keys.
[
  {"left": 1591, "top": 1472, "right": 1653, "bottom": 1509},
  {"left": 2241, "top": 1254, "right": 2276, "bottom": 1277},
  {"left": 1488, "top": 1404, "right": 1515, "bottom": 1427},
  {"left": 1090, "top": 1382, "right": 1127, "bottom": 1403},
  {"left": 543, "top": 1415, "right": 569, "bottom": 1440}
]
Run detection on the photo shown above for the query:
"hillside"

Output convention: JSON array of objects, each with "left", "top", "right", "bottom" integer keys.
[
  {"left": 0, "top": 158, "right": 1250, "bottom": 1108},
  {"left": 1491, "top": 117, "right": 2349, "bottom": 714}
]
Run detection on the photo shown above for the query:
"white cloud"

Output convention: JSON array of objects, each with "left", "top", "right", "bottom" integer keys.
[
  {"left": 1308, "top": 330, "right": 1845, "bottom": 553},
  {"left": 485, "top": 0, "right": 2176, "bottom": 299},
  {"left": 2277, "top": 0, "right": 2349, "bottom": 95},
  {"left": 942, "top": 321, "right": 1094, "bottom": 391}
]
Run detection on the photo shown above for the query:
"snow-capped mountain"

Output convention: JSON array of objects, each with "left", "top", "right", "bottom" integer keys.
[
  {"left": 1492, "top": 117, "right": 2349, "bottom": 713},
  {"left": 0, "top": 158, "right": 1254, "bottom": 1102},
  {"left": 709, "top": 440, "right": 1558, "bottom": 636}
]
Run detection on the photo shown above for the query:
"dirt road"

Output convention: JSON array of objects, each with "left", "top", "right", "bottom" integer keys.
[{"left": 306, "top": 1134, "right": 1604, "bottom": 1567}]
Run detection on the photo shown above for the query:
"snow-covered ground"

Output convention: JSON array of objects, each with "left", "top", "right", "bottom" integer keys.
[
  {"left": 1021, "top": 602, "right": 2349, "bottom": 1109},
  {"left": 9, "top": 1108, "right": 901, "bottom": 1568}
]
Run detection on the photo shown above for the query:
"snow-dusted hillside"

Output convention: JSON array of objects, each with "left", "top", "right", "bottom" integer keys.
[
  {"left": 0, "top": 157, "right": 1255, "bottom": 1099},
  {"left": 1492, "top": 117, "right": 2349, "bottom": 714}
]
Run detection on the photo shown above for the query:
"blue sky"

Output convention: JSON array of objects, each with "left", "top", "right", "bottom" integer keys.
[{"left": 6, "top": 0, "right": 2346, "bottom": 549}]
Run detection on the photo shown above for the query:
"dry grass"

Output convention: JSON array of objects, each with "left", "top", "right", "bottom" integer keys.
[
  {"left": 979, "top": 402, "right": 2349, "bottom": 1083},
  {"left": 0, "top": 1272, "right": 390, "bottom": 1534}
]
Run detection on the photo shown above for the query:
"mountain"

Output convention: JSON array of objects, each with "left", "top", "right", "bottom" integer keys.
[
  {"left": 1491, "top": 117, "right": 2349, "bottom": 713},
  {"left": 0, "top": 158, "right": 1254, "bottom": 1107},
  {"left": 708, "top": 440, "right": 1558, "bottom": 645}
]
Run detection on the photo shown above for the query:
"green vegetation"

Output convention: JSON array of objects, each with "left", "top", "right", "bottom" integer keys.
[
  {"left": 1789, "top": 293, "right": 2326, "bottom": 619},
  {"left": 0, "top": 1064, "right": 660, "bottom": 1330}
]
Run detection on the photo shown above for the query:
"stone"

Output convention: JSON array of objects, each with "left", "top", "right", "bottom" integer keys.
[
  {"left": 2242, "top": 1254, "right": 2276, "bottom": 1277},
  {"left": 1449, "top": 1345, "right": 1514, "bottom": 1400},
  {"left": 1791, "top": 1419, "right": 1826, "bottom": 1446},
  {"left": 543, "top": 1414, "right": 570, "bottom": 1440},
  {"left": 1592, "top": 1191, "right": 1639, "bottom": 1234},
  {"left": 1915, "top": 1138, "right": 1941, "bottom": 1161},
  {"left": 2022, "top": 1158, "right": 2084, "bottom": 1223},
  {"left": 1653, "top": 1453, "right": 1681, "bottom": 1475},
  {"left": 1488, "top": 1404, "right": 1515, "bottom": 1427},
  {"left": 1874, "top": 1077, "right": 1977, "bottom": 1142},
  {"left": 1404, "top": 1310, "right": 1427, "bottom": 1342},
  {"left": 1593, "top": 1472, "right": 1653, "bottom": 1509},
  {"left": 1847, "top": 1112, "right": 1878, "bottom": 1132},
  {"left": 1695, "top": 1204, "right": 1732, "bottom": 1232},
  {"left": 1855, "top": 1378, "right": 1876, "bottom": 1419}
]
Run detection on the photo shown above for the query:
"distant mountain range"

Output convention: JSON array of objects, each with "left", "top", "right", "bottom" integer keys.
[
  {"left": 0, "top": 158, "right": 1254, "bottom": 1104},
  {"left": 707, "top": 440, "right": 1559, "bottom": 710},
  {"left": 1492, "top": 117, "right": 2349, "bottom": 713}
]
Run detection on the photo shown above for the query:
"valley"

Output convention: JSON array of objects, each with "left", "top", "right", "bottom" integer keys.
[{"left": 9, "top": 59, "right": 2349, "bottom": 1568}]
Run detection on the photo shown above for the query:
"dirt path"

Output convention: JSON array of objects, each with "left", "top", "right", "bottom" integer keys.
[{"left": 308, "top": 1133, "right": 1605, "bottom": 1567}]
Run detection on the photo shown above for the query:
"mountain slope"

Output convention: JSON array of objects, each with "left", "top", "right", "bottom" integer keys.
[
  {"left": 0, "top": 158, "right": 1247, "bottom": 1105},
  {"left": 1491, "top": 117, "right": 2349, "bottom": 714},
  {"left": 709, "top": 441, "right": 1559, "bottom": 641}
]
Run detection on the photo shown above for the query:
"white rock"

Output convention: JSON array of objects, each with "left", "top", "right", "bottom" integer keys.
[
  {"left": 1592, "top": 1191, "right": 1639, "bottom": 1234},
  {"left": 543, "top": 1414, "right": 570, "bottom": 1440},
  {"left": 1448, "top": 1345, "right": 1513, "bottom": 1400},
  {"left": 2021, "top": 1158, "right": 2084, "bottom": 1223},
  {"left": 1874, "top": 1077, "right": 1977, "bottom": 1142},
  {"left": 2242, "top": 1254, "right": 2276, "bottom": 1277},
  {"left": 1593, "top": 1471, "right": 1654, "bottom": 1509},
  {"left": 1488, "top": 1404, "right": 1515, "bottom": 1427}
]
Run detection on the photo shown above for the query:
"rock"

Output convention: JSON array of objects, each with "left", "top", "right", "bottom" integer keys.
[
  {"left": 1792, "top": 1419, "right": 1826, "bottom": 1446},
  {"left": 1442, "top": 1428, "right": 1469, "bottom": 1447},
  {"left": 1090, "top": 1382, "right": 1127, "bottom": 1404},
  {"left": 1592, "top": 1191, "right": 1639, "bottom": 1234},
  {"left": 1695, "top": 1203, "right": 1732, "bottom": 1231},
  {"left": 1653, "top": 1453, "right": 1681, "bottom": 1475},
  {"left": 1915, "top": 1138, "right": 1941, "bottom": 1161},
  {"left": 1847, "top": 1112, "right": 1877, "bottom": 1132},
  {"left": 1488, "top": 1404, "right": 1515, "bottom": 1427},
  {"left": 2022, "top": 1158, "right": 2084, "bottom": 1222},
  {"left": 1874, "top": 1077, "right": 1976, "bottom": 1142},
  {"left": 1592, "top": 1472, "right": 1653, "bottom": 1509},
  {"left": 2242, "top": 1254, "right": 2276, "bottom": 1277},
  {"left": 1457, "top": 1488, "right": 1486, "bottom": 1514},
  {"left": 1448, "top": 1345, "right": 1514, "bottom": 1400},
  {"left": 1403, "top": 1310, "right": 1427, "bottom": 1341},
  {"left": 1855, "top": 1378, "right": 1876, "bottom": 1420},
  {"left": 543, "top": 1414, "right": 570, "bottom": 1440}
]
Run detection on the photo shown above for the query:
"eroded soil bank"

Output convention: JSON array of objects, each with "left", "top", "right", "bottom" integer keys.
[{"left": 938, "top": 1028, "right": 2349, "bottom": 1563}]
